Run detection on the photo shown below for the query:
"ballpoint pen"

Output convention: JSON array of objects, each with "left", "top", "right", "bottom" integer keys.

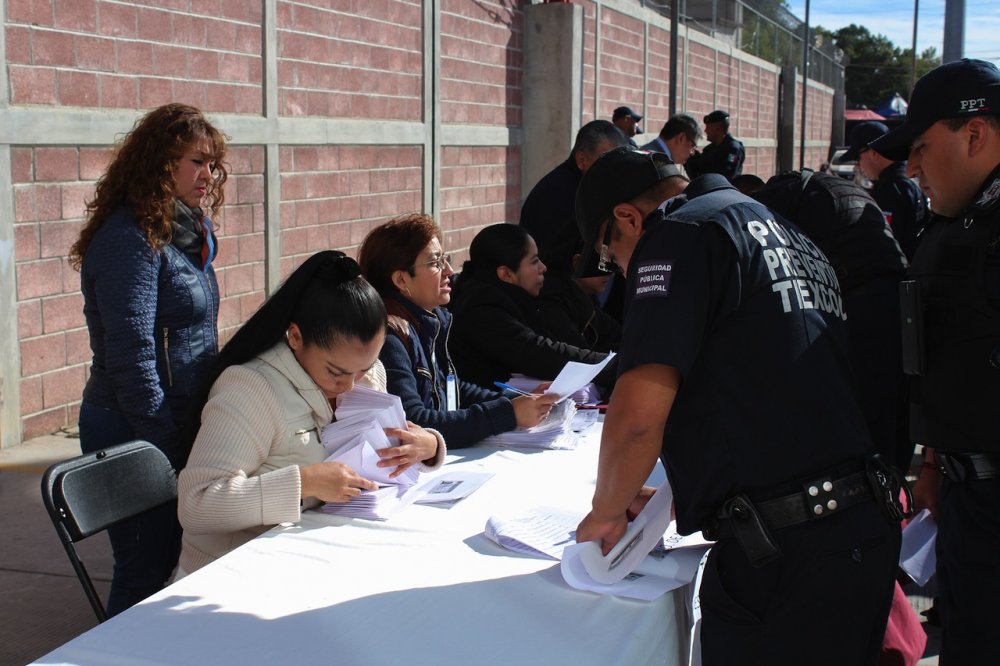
[{"left": 493, "top": 381, "right": 534, "bottom": 396}]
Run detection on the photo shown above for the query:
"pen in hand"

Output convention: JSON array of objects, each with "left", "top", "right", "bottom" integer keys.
[{"left": 493, "top": 381, "right": 534, "bottom": 396}]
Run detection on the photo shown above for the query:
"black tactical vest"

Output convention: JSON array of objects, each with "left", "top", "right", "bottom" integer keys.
[{"left": 908, "top": 166, "right": 1000, "bottom": 452}]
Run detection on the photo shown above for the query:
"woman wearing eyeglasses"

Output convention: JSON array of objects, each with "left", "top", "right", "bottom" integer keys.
[
  {"left": 358, "top": 215, "right": 558, "bottom": 449},
  {"left": 447, "top": 223, "right": 617, "bottom": 397}
]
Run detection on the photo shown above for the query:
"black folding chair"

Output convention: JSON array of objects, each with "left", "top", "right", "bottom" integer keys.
[{"left": 40, "top": 440, "right": 177, "bottom": 622}]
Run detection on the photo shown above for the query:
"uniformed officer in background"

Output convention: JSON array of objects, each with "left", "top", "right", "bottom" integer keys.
[
  {"left": 574, "top": 147, "right": 904, "bottom": 665},
  {"left": 844, "top": 120, "right": 928, "bottom": 261},
  {"left": 871, "top": 58, "right": 1000, "bottom": 665},
  {"left": 687, "top": 109, "right": 745, "bottom": 179}
]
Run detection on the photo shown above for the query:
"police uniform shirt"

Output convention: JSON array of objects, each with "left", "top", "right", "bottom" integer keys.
[
  {"left": 906, "top": 163, "right": 1000, "bottom": 453},
  {"left": 617, "top": 177, "right": 873, "bottom": 534},
  {"left": 692, "top": 134, "right": 745, "bottom": 180}
]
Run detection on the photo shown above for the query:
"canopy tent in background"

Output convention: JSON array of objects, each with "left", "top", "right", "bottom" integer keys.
[
  {"left": 845, "top": 109, "right": 887, "bottom": 121},
  {"left": 875, "top": 93, "right": 909, "bottom": 118}
]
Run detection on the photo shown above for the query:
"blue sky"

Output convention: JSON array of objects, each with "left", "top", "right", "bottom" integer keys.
[{"left": 785, "top": 0, "right": 1000, "bottom": 68}]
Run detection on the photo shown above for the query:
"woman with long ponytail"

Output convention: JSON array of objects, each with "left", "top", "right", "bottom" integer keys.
[{"left": 177, "top": 251, "right": 445, "bottom": 575}]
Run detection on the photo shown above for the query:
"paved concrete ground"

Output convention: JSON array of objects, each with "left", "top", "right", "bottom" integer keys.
[{"left": 1, "top": 433, "right": 941, "bottom": 665}]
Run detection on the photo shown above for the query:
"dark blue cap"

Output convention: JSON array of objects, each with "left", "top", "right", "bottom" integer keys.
[
  {"left": 871, "top": 59, "right": 1000, "bottom": 161},
  {"left": 843, "top": 121, "right": 890, "bottom": 162}
]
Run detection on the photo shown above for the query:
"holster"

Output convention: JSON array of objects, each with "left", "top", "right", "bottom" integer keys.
[{"left": 711, "top": 494, "right": 781, "bottom": 568}]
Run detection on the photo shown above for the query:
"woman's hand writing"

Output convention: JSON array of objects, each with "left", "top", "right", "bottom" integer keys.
[
  {"left": 378, "top": 422, "right": 439, "bottom": 478},
  {"left": 299, "top": 461, "right": 378, "bottom": 503},
  {"left": 511, "top": 393, "right": 560, "bottom": 428}
]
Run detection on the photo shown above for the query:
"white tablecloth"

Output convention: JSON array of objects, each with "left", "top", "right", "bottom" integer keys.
[{"left": 36, "top": 423, "right": 689, "bottom": 666}]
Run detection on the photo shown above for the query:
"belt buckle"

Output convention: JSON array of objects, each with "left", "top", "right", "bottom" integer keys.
[{"left": 937, "top": 454, "right": 968, "bottom": 482}]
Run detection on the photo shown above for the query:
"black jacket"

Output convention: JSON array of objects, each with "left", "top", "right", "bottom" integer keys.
[
  {"left": 519, "top": 157, "right": 582, "bottom": 274},
  {"left": 871, "top": 161, "right": 927, "bottom": 262},
  {"left": 449, "top": 275, "right": 615, "bottom": 390},
  {"left": 688, "top": 134, "right": 745, "bottom": 180},
  {"left": 538, "top": 272, "right": 621, "bottom": 354},
  {"left": 907, "top": 163, "right": 1000, "bottom": 453}
]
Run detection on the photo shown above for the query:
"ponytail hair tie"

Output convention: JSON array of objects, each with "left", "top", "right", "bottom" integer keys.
[{"left": 317, "top": 252, "right": 362, "bottom": 284}]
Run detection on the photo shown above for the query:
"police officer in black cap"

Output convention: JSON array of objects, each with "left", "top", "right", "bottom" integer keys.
[
  {"left": 612, "top": 106, "right": 643, "bottom": 148},
  {"left": 687, "top": 109, "right": 745, "bottom": 179},
  {"left": 844, "top": 120, "right": 928, "bottom": 261},
  {"left": 573, "top": 147, "right": 905, "bottom": 665},
  {"left": 870, "top": 58, "right": 1000, "bottom": 665}
]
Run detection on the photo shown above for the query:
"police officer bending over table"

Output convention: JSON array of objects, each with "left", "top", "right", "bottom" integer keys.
[
  {"left": 870, "top": 58, "right": 1000, "bottom": 665},
  {"left": 573, "top": 147, "right": 906, "bottom": 665}
]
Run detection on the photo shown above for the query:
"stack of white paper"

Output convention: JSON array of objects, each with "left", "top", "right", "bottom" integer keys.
[
  {"left": 317, "top": 387, "right": 421, "bottom": 519},
  {"left": 484, "top": 507, "right": 584, "bottom": 559},
  {"left": 320, "top": 386, "right": 420, "bottom": 487},
  {"left": 316, "top": 484, "right": 422, "bottom": 521},
  {"left": 479, "top": 399, "right": 579, "bottom": 449}
]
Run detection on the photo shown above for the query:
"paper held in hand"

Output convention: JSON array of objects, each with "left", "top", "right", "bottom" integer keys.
[
  {"left": 320, "top": 386, "right": 420, "bottom": 487},
  {"left": 560, "top": 480, "right": 712, "bottom": 600},
  {"left": 543, "top": 353, "right": 616, "bottom": 403}
]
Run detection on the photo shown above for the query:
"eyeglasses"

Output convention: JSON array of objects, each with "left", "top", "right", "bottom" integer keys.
[
  {"left": 598, "top": 221, "right": 624, "bottom": 275},
  {"left": 411, "top": 254, "right": 452, "bottom": 273}
]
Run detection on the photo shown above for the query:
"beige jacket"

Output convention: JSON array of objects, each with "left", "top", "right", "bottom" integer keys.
[{"left": 178, "top": 341, "right": 445, "bottom": 574}]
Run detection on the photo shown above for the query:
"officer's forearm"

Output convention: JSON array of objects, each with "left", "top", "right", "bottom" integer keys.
[{"left": 591, "top": 364, "right": 678, "bottom": 519}]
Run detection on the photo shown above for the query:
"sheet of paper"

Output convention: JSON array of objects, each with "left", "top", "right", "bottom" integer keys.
[
  {"left": 899, "top": 508, "right": 937, "bottom": 587},
  {"left": 561, "top": 541, "right": 708, "bottom": 602},
  {"left": 315, "top": 483, "right": 426, "bottom": 521},
  {"left": 414, "top": 470, "right": 495, "bottom": 504},
  {"left": 484, "top": 507, "right": 585, "bottom": 560},
  {"left": 324, "top": 425, "right": 420, "bottom": 487},
  {"left": 543, "top": 353, "right": 616, "bottom": 402}
]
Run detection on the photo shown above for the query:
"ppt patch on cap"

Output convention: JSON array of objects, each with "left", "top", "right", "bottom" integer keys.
[{"left": 958, "top": 97, "right": 990, "bottom": 113}]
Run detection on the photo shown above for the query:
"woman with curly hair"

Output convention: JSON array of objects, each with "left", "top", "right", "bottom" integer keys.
[{"left": 69, "top": 103, "right": 228, "bottom": 615}]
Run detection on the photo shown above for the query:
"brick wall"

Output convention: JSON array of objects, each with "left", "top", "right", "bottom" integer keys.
[
  {"left": 6, "top": 0, "right": 263, "bottom": 112},
  {"left": 277, "top": 0, "right": 423, "bottom": 119},
  {"left": 277, "top": 145, "right": 424, "bottom": 273},
  {"left": 2, "top": 0, "right": 836, "bottom": 445},
  {"left": 573, "top": 2, "right": 813, "bottom": 181}
]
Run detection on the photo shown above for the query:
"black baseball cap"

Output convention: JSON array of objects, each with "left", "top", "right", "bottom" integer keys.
[
  {"left": 842, "top": 120, "right": 890, "bottom": 162},
  {"left": 870, "top": 59, "right": 1000, "bottom": 161},
  {"left": 574, "top": 146, "right": 688, "bottom": 275},
  {"left": 704, "top": 109, "right": 729, "bottom": 124},
  {"left": 613, "top": 106, "right": 643, "bottom": 122}
]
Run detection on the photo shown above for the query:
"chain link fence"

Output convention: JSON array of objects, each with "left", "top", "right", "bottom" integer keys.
[{"left": 641, "top": 0, "right": 845, "bottom": 89}]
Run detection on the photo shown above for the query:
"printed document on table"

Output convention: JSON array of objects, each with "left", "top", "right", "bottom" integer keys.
[
  {"left": 414, "top": 470, "right": 494, "bottom": 505},
  {"left": 484, "top": 507, "right": 585, "bottom": 560},
  {"left": 899, "top": 509, "right": 937, "bottom": 586}
]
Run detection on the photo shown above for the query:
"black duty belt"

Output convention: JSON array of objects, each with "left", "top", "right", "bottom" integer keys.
[
  {"left": 705, "top": 456, "right": 910, "bottom": 568},
  {"left": 936, "top": 452, "right": 1000, "bottom": 481},
  {"left": 753, "top": 471, "right": 872, "bottom": 529}
]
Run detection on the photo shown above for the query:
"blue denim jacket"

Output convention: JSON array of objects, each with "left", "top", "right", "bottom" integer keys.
[
  {"left": 379, "top": 294, "right": 516, "bottom": 448},
  {"left": 80, "top": 206, "right": 219, "bottom": 464}
]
